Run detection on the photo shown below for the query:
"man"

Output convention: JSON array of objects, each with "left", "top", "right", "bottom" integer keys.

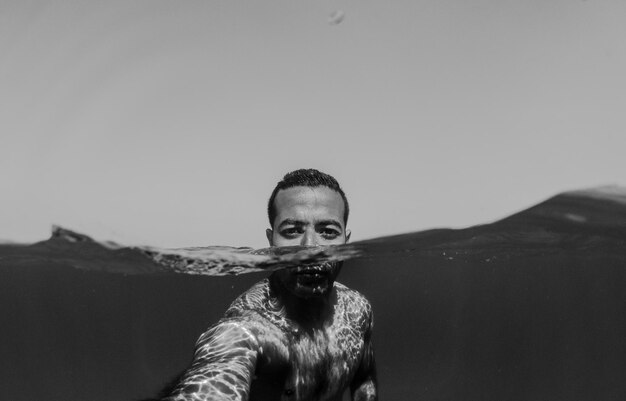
[{"left": 165, "top": 169, "right": 377, "bottom": 401}]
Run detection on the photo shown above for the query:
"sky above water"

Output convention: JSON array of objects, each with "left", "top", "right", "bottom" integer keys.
[{"left": 2, "top": 0, "right": 626, "bottom": 248}]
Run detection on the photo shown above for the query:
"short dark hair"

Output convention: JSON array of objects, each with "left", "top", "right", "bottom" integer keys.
[{"left": 267, "top": 169, "right": 349, "bottom": 227}]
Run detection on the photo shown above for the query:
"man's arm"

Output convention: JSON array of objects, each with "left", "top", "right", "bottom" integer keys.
[
  {"left": 350, "top": 308, "right": 377, "bottom": 401},
  {"left": 164, "top": 321, "right": 259, "bottom": 401}
]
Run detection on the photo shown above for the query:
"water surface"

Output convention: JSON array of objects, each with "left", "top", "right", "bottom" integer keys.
[{"left": 1, "top": 187, "right": 625, "bottom": 401}]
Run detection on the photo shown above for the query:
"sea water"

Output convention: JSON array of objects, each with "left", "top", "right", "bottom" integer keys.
[{"left": 1, "top": 188, "right": 625, "bottom": 401}]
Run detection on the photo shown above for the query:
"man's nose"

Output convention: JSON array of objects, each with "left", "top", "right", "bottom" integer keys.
[{"left": 300, "top": 230, "right": 318, "bottom": 247}]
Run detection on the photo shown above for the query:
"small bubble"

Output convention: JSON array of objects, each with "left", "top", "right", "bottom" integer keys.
[{"left": 328, "top": 10, "right": 345, "bottom": 25}]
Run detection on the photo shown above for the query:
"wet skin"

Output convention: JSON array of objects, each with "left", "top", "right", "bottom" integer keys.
[{"left": 165, "top": 187, "right": 377, "bottom": 401}]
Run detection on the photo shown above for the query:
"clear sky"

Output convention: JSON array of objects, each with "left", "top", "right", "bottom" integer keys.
[{"left": 2, "top": 0, "right": 625, "bottom": 248}]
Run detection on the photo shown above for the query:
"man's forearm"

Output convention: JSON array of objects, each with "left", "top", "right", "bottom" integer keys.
[
  {"left": 164, "top": 370, "right": 250, "bottom": 401},
  {"left": 164, "top": 322, "right": 258, "bottom": 401}
]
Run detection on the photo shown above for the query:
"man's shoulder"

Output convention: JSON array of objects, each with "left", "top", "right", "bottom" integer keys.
[
  {"left": 224, "top": 279, "right": 272, "bottom": 317},
  {"left": 198, "top": 280, "right": 276, "bottom": 341},
  {"left": 221, "top": 279, "right": 291, "bottom": 331},
  {"left": 335, "top": 281, "right": 372, "bottom": 306},
  {"left": 334, "top": 281, "right": 374, "bottom": 325}
]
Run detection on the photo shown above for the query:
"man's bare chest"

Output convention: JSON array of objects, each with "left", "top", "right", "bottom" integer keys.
[{"left": 252, "top": 319, "right": 365, "bottom": 401}]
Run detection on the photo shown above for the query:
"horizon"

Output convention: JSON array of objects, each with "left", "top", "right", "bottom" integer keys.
[{"left": 3, "top": 183, "right": 625, "bottom": 247}]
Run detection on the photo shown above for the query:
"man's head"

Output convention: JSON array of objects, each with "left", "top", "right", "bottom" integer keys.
[
  {"left": 267, "top": 169, "right": 349, "bottom": 230},
  {"left": 266, "top": 169, "right": 351, "bottom": 298}
]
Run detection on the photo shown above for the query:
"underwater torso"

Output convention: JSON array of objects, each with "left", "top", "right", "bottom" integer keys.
[{"left": 223, "top": 279, "right": 374, "bottom": 401}]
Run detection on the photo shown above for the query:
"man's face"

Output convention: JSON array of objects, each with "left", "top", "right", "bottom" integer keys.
[{"left": 267, "top": 186, "right": 350, "bottom": 298}]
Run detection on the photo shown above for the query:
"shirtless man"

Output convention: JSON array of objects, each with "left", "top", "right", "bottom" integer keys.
[{"left": 164, "top": 169, "right": 377, "bottom": 401}]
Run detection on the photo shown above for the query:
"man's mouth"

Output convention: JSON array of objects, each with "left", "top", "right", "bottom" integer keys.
[
  {"left": 295, "top": 264, "right": 331, "bottom": 275},
  {"left": 294, "top": 264, "right": 332, "bottom": 285}
]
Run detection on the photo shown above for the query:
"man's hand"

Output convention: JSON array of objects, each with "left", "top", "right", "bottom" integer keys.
[{"left": 352, "top": 378, "right": 377, "bottom": 401}]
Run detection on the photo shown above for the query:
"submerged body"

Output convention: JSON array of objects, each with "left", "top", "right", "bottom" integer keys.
[
  {"left": 165, "top": 275, "right": 376, "bottom": 401},
  {"left": 164, "top": 171, "right": 376, "bottom": 400}
]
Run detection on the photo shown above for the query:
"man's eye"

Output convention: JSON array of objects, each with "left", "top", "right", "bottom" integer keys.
[
  {"left": 281, "top": 228, "right": 302, "bottom": 237},
  {"left": 320, "top": 229, "right": 340, "bottom": 239}
]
